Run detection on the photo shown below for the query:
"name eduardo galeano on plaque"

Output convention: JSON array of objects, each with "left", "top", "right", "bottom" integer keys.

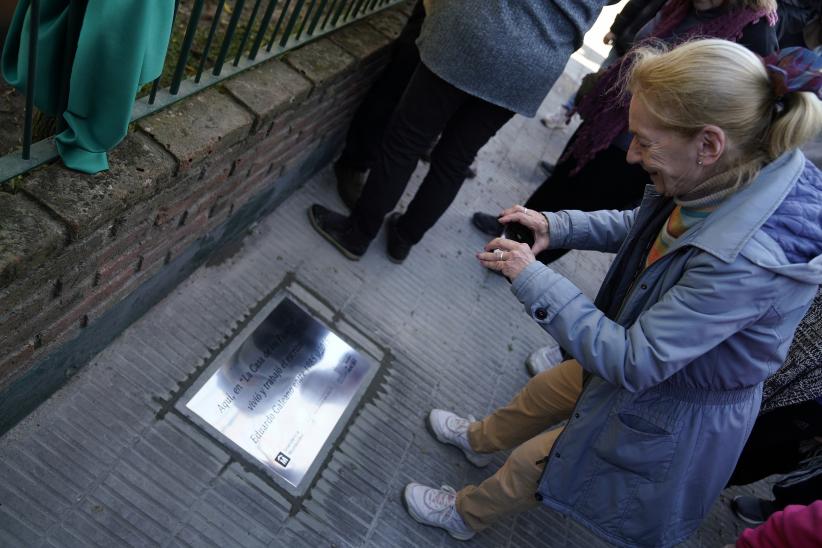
[{"left": 185, "top": 298, "right": 375, "bottom": 489}]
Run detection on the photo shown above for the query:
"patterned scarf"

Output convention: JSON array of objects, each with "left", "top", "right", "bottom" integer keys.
[
  {"left": 564, "top": 0, "right": 775, "bottom": 174},
  {"left": 645, "top": 205, "right": 717, "bottom": 267},
  {"left": 643, "top": 157, "right": 762, "bottom": 267}
]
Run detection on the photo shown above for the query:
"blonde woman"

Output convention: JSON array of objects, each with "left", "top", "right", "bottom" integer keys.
[{"left": 404, "top": 40, "right": 822, "bottom": 547}]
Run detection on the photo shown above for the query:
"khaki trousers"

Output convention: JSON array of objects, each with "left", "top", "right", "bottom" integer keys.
[{"left": 455, "top": 359, "right": 583, "bottom": 531}]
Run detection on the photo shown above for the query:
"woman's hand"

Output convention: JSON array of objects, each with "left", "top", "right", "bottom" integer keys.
[
  {"left": 477, "top": 237, "right": 536, "bottom": 280},
  {"left": 498, "top": 205, "right": 551, "bottom": 255}
]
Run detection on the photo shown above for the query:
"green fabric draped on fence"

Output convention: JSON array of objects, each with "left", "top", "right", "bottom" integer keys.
[{"left": 1, "top": 0, "right": 174, "bottom": 173}]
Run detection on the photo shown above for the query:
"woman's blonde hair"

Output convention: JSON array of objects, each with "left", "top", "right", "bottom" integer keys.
[{"left": 627, "top": 39, "right": 822, "bottom": 166}]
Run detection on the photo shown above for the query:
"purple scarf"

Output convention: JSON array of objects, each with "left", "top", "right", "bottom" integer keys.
[{"left": 564, "top": 0, "right": 775, "bottom": 173}]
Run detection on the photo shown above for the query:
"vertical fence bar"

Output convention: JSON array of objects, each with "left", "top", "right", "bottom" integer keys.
[
  {"left": 213, "top": 0, "right": 247, "bottom": 75},
  {"left": 350, "top": 0, "right": 368, "bottom": 18},
  {"left": 295, "top": 0, "right": 316, "bottom": 40},
  {"left": 171, "top": 0, "right": 205, "bottom": 94},
  {"left": 279, "top": 0, "right": 306, "bottom": 47},
  {"left": 320, "top": 0, "right": 340, "bottom": 29},
  {"left": 150, "top": 0, "right": 181, "bottom": 103},
  {"left": 342, "top": 0, "right": 360, "bottom": 22},
  {"left": 267, "top": 0, "right": 293, "bottom": 51},
  {"left": 234, "top": 0, "right": 264, "bottom": 66},
  {"left": 319, "top": 0, "right": 335, "bottom": 29},
  {"left": 330, "top": 0, "right": 350, "bottom": 26},
  {"left": 22, "top": 0, "right": 40, "bottom": 160},
  {"left": 248, "top": 0, "right": 278, "bottom": 60},
  {"left": 306, "top": 0, "right": 329, "bottom": 36},
  {"left": 195, "top": 0, "right": 226, "bottom": 82}
]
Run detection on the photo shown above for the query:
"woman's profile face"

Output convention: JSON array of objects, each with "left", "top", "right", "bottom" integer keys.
[{"left": 626, "top": 95, "right": 705, "bottom": 198}]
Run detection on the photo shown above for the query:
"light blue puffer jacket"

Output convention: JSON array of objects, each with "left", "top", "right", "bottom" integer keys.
[{"left": 511, "top": 150, "right": 822, "bottom": 547}]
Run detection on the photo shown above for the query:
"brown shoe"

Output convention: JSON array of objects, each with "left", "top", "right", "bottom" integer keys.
[{"left": 334, "top": 162, "right": 367, "bottom": 209}]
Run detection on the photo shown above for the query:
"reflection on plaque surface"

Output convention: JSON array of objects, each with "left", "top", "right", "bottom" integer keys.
[{"left": 185, "top": 298, "right": 375, "bottom": 490}]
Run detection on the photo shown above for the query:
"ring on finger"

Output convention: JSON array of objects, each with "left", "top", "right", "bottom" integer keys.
[{"left": 494, "top": 248, "right": 505, "bottom": 261}]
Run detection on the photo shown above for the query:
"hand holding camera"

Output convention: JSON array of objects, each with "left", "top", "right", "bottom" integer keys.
[{"left": 498, "top": 205, "right": 550, "bottom": 254}]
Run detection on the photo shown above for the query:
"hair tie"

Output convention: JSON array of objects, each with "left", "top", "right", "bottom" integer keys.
[{"left": 763, "top": 47, "right": 822, "bottom": 101}]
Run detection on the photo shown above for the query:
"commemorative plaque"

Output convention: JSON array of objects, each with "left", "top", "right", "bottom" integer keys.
[{"left": 181, "top": 297, "right": 376, "bottom": 495}]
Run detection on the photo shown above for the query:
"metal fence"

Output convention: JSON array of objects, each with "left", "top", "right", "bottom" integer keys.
[{"left": 0, "top": 0, "right": 403, "bottom": 183}]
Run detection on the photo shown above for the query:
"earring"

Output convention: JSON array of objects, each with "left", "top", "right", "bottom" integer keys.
[{"left": 697, "top": 155, "right": 704, "bottom": 166}]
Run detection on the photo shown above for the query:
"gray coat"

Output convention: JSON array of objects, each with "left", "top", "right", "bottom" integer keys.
[{"left": 417, "top": 0, "right": 609, "bottom": 117}]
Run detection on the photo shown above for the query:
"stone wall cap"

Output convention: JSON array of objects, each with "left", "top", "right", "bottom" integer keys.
[
  {"left": 20, "top": 131, "right": 175, "bottom": 240},
  {"left": 365, "top": 6, "right": 410, "bottom": 40},
  {"left": 138, "top": 88, "right": 254, "bottom": 174},
  {"left": 224, "top": 59, "right": 314, "bottom": 132},
  {"left": 283, "top": 38, "right": 357, "bottom": 88},
  {"left": 330, "top": 20, "right": 393, "bottom": 62}
]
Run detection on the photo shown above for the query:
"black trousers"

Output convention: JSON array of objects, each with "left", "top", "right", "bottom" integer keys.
[
  {"left": 728, "top": 400, "right": 822, "bottom": 487},
  {"left": 337, "top": 0, "right": 425, "bottom": 172},
  {"left": 524, "top": 137, "right": 650, "bottom": 264},
  {"left": 351, "top": 64, "right": 514, "bottom": 243}
]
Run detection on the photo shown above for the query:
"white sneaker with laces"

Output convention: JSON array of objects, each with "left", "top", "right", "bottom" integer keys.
[
  {"left": 540, "top": 108, "right": 570, "bottom": 128},
  {"left": 525, "top": 342, "right": 564, "bottom": 377},
  {"left": 428, "top": 409, "right": 493, "bottom": 467},
  {"left": 403, "top": 482, "right": 476, "bottom": 541}
]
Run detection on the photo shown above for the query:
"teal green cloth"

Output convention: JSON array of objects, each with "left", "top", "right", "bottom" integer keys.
[{"left": 2, "top": 0, "right": 174, "bottom": 173}]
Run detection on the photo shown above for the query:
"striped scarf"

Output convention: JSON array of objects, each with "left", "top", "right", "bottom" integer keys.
[
  {"left": 644, "top": 157, "right": 765, "bottom": 267},
  {"left": 645, "top": 205, "right": 717, "bottom": 267}
]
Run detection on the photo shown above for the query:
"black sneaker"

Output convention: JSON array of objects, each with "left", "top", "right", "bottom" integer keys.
[
  {"left": 538, "top": 160, "right": 555, "bottom": 177},
  {"left": 308, "top": 204, "right": 370, "bottom": 260},
  {"left": 386, "top": 213, "right": 413, "bottom": 264},
  {"left": 471, "top": 212, "right": 503, "bottom": 237},
  {"left": 334, "top": 162, "right": 368, "bottom": 210},
  {"left": 465, "top": 163, "right": 478, "bottom": 179},
  {"left": 731, "top": 496, "right": 778, "bottom": 525}
]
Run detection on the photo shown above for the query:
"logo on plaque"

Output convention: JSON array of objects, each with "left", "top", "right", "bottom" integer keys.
[
  {"left": 182, "top": 297, "right": 376, "bottom": 494},
  {"left": 275, "top": 452, "right": 291, "bottom": 467}
]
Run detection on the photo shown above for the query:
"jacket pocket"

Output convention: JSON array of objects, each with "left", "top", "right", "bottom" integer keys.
[{"left": 593, "top": 412, "right": 677, "bottom": 483}]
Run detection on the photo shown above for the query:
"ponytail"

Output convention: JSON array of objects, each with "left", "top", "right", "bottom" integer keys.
[{"left": 765, "top": 92, "right": 822, "bottom": 160}]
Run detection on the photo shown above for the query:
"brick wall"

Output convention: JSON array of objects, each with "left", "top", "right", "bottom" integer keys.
[{"left": 0, "top": 3, "right": 412, "bottom": 434}]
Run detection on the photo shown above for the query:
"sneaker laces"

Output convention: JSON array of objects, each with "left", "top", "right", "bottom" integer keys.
[
  {"left": 445, "top": 414, "right": 470, "bottom": 432},
  {"left": 426, "top": 484, "right": 457, "bottom": 509}
]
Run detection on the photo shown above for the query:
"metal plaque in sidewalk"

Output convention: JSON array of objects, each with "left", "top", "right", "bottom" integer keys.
[{"left": 178, "top": 296, "right": 377, "bottom": 496}]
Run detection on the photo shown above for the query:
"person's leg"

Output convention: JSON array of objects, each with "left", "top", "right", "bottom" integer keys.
[
  {"left": 469, "top": 359, "right": 582, "bottom": 452},
  {"left": 525, "top": 141, "right": 649, "bottom": 264},
  {"left": 337, "top": 0, "right": 425, "bottom": 171},
  {"left": 395, "top": 97, "right": 515, "bottom": 244},
  {"left": 728, "top": 400, "right": 822, "bottom": 486},
  {"left": 349, "top": 64, "right": 470, "bottom": 239},
  {"left": 772, "top": 458, "right": 822, "bottom": 508},
  {"left": 456, "top": 425, "right": 563, "bottom": 531},
  {"left": 412, "top": 360, "right": 581, "bottom": 534}
]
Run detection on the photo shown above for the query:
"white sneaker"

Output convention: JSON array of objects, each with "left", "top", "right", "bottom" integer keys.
[
  {"left": 525, "top": 343, "right": 564, "bottom": 377},
  {"left": 403, "top": 482, "right": 476, "bottom": 541},
  {"left": 428, "top": 409, "right": 493, "bottom": 467}
]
